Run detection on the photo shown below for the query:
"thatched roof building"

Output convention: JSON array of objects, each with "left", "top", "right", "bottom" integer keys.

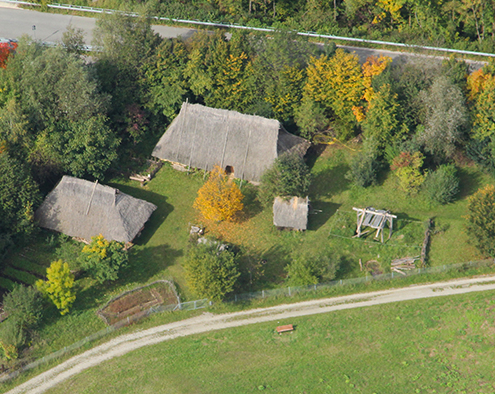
[
  {"left": 273, "top": 196, "right": 309, "bottom": 230},
  {"left": 35, "top": 176, "right": 157, "bottom": 243},
  {"left": 152, "top": 102, "right": 310, "bottom": 183}
]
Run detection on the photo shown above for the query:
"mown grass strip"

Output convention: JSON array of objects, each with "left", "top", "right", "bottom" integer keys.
[
  {"left": 2, "top": 267, "right": 38, "bottom": 286},
  {"left": 8, "top": 259, "right": 47, "bottom": 277},
  {"left": 0, "top": 277, "right": 15, "bottom": 291}
]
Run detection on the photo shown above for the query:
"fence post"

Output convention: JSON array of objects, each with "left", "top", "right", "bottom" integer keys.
[
  {"left": 288, "top": 287, "right": 291, "bottom": 296},
  {"left": 194, "top": 300, "right": 197, "bottom": 309},
  {"left": 235, "top": 294, "right": 237, "bottom": 302},
  {"left": 392, "top": 272, "right": 394, "bottom": 279},
  {"left": 127, "top": 316, "right": 130, "bottom": 324},
  {"left": 314, "top": 284, "right": 316, "bottom": 291},
  {"left": 340, "top": 279, "right": 342, "bottom": 285},
  {"left": 262, "top": 290, "right": 265, "bottom": 298}
]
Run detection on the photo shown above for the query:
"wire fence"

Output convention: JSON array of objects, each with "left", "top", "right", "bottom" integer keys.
[
  {"left": 0, "top": 298, "right": 209, "bottom": 383},
  {"left": 2, "top": 259, "right": 494, "bottom": 382},
  {"left": 227, "top": 259, "right": 495, "bottom": 303},
  {"left": 1, "top": 0, "right": 494, "bottom": 58}
]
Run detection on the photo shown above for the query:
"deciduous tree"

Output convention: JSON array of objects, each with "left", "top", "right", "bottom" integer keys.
[
  {"left": 36, "top": 260, "right": 76, "bottom": 316},
  {"left": 183, "top": 243, "right": 240, "bottom": 301},
  {"left": 194, "top": 166, "right": 244, "bottom": 222},
  {"left": 465, "top": 184, "right": 495, "bottom": 257}
]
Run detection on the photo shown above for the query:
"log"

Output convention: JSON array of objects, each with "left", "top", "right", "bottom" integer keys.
[{"left": 392, "top": 267, "right": 407, "bottom": 275}]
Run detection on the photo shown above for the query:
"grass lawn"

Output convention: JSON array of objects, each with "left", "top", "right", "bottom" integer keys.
[
  {"left": 1, "top": 144, "right": 493, "bottom": 374},
  {"left": 44, "top": 289, "right": 495, "bottom": 394}
]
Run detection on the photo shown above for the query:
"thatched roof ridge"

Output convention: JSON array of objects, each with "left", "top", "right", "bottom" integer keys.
[
  {"left": 35, "top": 176, "right": 157, "bottom": 243},
  {"left": 273, "top": 196, "right": 309, "bottom": 230},
  {"left": 152, "top": 103, "right": 310, "bottom": 182}
]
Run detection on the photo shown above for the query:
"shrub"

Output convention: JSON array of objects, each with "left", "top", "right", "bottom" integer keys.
[
  {"left": 183, "top": 243, "right": 240, "bottom": 301},
  {"left": 391, "top": 151, "right": 425, "bottom": 194},
  {"left": 423, "top": 164, "right": 459, "bottom": 204},
  {"left": 0, "top": 319, "right": 24, "bottom": 361},
  {"left": 3, "top": 284, "right": 43, "bottom": 330},
  {"left": 259, "top": 151, "right": 311, "bottom": 206},
  {"left": 80, "top": 235, "right": 128, "bottom": 283},
  {"left": 346, "top": 139, "right": 380, "bottom": 187},
  {"left": 285, "top": 253, "right": 340, "bottom": 286},
  {"left": 194, "top": 166, "right": 244, "bottom": 222},
  {"left": 465, "top": 185, "right": 495, "bottom": 257},
  {"left": 36, "top": 260, "right": 76, "bottom": 315}
]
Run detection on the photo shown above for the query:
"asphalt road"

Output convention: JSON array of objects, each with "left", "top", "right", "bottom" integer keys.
[
  {"left": 0, "top": 3, "right": 485, "bottom": 70},
  {"left": 0, "top": 4, "right": 198, "bottom": 45}
]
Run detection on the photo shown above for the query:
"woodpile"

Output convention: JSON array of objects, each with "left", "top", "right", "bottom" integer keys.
[{"left": 391, "top": 256, "right": 420, "bottom": 275}]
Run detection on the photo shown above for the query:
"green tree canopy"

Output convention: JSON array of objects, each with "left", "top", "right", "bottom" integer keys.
[{"left": 183, "top": 243, "right": 240, "bottom": 301}]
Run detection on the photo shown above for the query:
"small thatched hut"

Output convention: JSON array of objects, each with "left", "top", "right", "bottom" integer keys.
[
  {"left": 152, "top": 102, "right": 310, "bottom": 183},
  {"left": 35, "top": 176, "right": 157, "bottom": 243},
  {"left": 273, "top": 196, "right": 309, "bottom": 231}
]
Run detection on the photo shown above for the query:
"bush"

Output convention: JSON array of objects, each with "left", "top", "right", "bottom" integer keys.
[
  {"left": 0, "top": 318, "right": 24, "bottom": 361},
  {"left": 465, "top": 185, "right": 495, "bottom": 257},
  {"left": 3, "top": 284, "right": 43, "bottom": 329},
  {"left": 183, "top": 243, "right": 240, "bottom": 301},
  {"left": 346, "top": 139, "right": 380, "bottom": 187},
  {"left": 285, "top": 253, "right": 340, "bottom": 286},
  {"left": 259, "top": 151, "right": 311, "bottom": 206},
  {"left": 391, "top": 151, "right": 425, "bottom": 194},
  {"left": 80, "top": 235, "right": 128, "bottom": 283},
  {"left": 423, "top": 164, "right": 459, "bottom": 204}
]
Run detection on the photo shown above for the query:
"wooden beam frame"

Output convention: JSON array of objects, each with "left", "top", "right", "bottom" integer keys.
[{"left": 352, "top": 207, "right": 397, "bottom": 243}]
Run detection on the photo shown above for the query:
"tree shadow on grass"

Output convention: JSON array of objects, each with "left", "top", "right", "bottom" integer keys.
[
  {"left": 237, "top": 183, "right": 263, "bottom": 222},
  {"left": 108, "top": 183, "right": 175, "bottom": 246},
  {"left": 308, "top": 201, "right": 341, "bottom": 231},
  {"left": 457, "top": 167, "right": 484, "bottom": 200},
  {"left": 310, "top": 163, "right": 351, "bottom": 200}
]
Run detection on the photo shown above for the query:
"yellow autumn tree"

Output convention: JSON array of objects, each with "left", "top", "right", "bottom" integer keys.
[
  {"left": 304, "top": 49, "right": 363, "bottom": 125},
  {"left": 194, "top": 166, "right": 244, "bottom": 222},
  {"left": 353, "top": 55, "right": 392, "bottom": 122},
  {"left": 36, "top": 260, "right": 76, "bottom": 316}
]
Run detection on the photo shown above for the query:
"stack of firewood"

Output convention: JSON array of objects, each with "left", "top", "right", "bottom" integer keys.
[{"left": 391, "top": 256, "right": 420, "bottom": 275}]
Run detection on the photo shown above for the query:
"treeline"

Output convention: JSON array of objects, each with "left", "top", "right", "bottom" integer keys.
[
  {"left": 1, "top": 14, "right": 495, "bottom": 261},
  {"left": 54, "top": 0, "right": 495, "bottom": 53}
]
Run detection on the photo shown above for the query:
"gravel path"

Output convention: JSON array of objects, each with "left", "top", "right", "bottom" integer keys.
[{"left": 6, "top": 274, "right": 495, "bottom": 394}]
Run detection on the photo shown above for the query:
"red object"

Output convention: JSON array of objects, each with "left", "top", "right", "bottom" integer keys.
[{"left": 0, "top": 39, "right": 18, "bottom": 69}]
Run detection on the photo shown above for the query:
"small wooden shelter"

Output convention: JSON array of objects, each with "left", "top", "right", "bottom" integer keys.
[
  {"left": 353, "top": 207, "right": 397, "bottom": 243},
  {"left": 273, "top": 196, "right": 309, "bottom": 231}
]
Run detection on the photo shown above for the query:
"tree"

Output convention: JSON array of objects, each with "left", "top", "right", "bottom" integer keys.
[
  {"left": 346, "top": 138, "right": 381, "bottom": 187},
  {"left": 3, "top": 284, "right": 43, "bottom": 329},
  {"left": 194, "top": 166, "right": 244, "bottom": 222},
  {"left": 183, "top": 243, "right": 240, "bottom": 301},
  {"left": 418, "top": 76, "right": 468, "bottom": 160},
  {"left": 62, "top": 25, "right": 86, "bottom": 56},
  {"left": 361, "top": 83, "right": 405, "bottom": 148},
  {"left": 259, "top": 151, "right": 311, "bottom": 206},
  {"left": 36, "top": 260, "right": 76, "bottom": 316},
  {"left": 80, "top": 235, "right": 128, "bottom": 283},
  {"left": 0, "top": 40, "right": 16, "bottom": 69},
  {"left": 465, "top": 185, "right": 495, "bottom": 257}
]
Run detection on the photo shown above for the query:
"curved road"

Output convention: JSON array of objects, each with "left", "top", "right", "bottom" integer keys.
[
  {"left": 0, "top": 3, "right": 485, "bottom": 70},
  {"left": 6, "top": 274, "right": 495, "bottom": 394}
]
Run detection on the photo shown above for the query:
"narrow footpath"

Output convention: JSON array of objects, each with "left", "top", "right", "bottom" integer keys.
[{"left": 7, "top": 274, "right": 495, "bottom": 394}]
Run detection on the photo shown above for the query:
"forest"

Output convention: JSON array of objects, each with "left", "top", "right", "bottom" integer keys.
[
  {"left": 47, "top": 0, "right": 495, "bottom": 53},
  {"left": 1, "top": 13, "right": 495, "bottom": 367}
]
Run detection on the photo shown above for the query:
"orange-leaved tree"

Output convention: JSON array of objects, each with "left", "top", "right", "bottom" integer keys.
[
  {"left": 0, "top": 41, "right": 17, "bottom": 69},
  {"left": 194, "top": 165, "right": 244, "bottom": 221}
]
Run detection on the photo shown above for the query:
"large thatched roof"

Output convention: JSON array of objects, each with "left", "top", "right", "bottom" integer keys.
[
  {"left": 273, "top": 196, "right": 309, "bottom": 230},
  {"left": 152, "top": 103, "right": 310, "bottom": 182},
  {"left": 35, "top": 176, "right": 157, "bottom": 243}
]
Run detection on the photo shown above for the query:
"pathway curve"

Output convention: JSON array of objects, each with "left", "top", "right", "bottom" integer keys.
[{"left": 7, "top": 274, "right": 495, "bottom": 394}]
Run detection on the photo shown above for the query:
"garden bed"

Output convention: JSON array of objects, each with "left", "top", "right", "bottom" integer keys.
[{"left": 97, "top": 280, "right": 179, "bottom": 325}]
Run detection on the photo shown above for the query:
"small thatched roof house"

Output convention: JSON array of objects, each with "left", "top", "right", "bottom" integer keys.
[
  {"left": 152, "top": 102, "right": 310, "bottom": 183},
  {"left": 273, "top": 196, "right": 309, "bottom": 231},
  {"left": 35, "top": 176, "right": 157, "bottom": 243}
]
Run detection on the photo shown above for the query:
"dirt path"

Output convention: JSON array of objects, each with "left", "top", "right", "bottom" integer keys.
[{"left": 7, "top": 275, "right": 495, "bottom": 394}]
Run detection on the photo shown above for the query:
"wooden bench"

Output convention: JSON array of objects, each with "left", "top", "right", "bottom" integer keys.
[{"left": 276, "top": 324, "right": 294, "bottom": 334}]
